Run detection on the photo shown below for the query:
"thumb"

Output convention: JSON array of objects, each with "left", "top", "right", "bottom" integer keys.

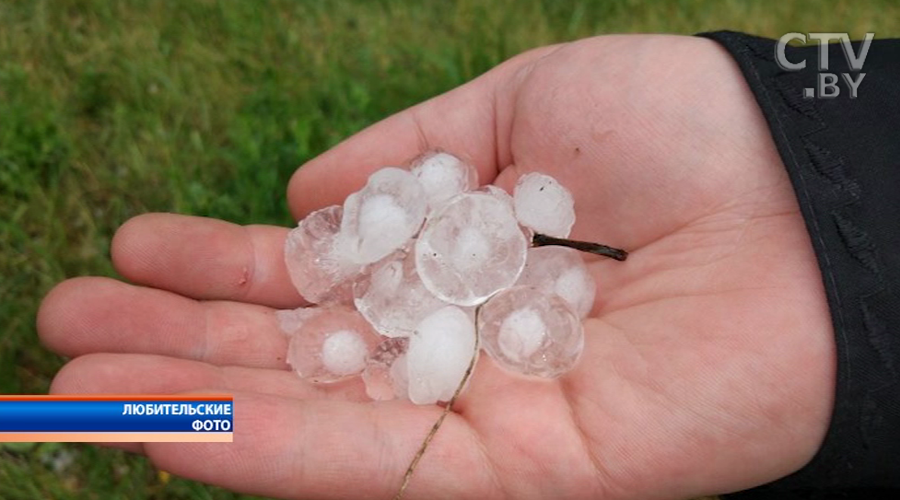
[{"left": 286, "top": 45, "right": 561, "bottom": 221}]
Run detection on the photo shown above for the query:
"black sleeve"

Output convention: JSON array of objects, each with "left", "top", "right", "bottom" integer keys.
[{"left": 696, "top": 31, "right": 900, "bottom": 498}]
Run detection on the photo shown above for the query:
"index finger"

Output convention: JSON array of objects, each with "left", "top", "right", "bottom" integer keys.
[{"left": 111, "top": 213, "right": 305, "bottom": 308}]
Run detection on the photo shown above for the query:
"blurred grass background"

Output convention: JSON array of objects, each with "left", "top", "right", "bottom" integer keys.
[{"left": 0, "top": 0, "right": 897, "bottom": 498}]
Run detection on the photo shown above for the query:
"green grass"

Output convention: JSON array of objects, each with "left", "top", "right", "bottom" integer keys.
[{"left": 1, "top": 0, "right": 898, "bottom": 498}]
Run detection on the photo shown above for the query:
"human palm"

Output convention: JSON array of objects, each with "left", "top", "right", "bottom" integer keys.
[{"left": 39, "top": 35, "right": 835, "bottom": 499}]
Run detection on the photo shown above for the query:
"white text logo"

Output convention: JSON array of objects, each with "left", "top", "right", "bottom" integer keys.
[{"left": 775, "top": 32, "right": 873, "bottom": 99}]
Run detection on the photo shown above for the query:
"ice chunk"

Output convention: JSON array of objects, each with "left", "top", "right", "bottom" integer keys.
[
  {"left": 337, "top": 167, "right": 427, "bottom": 264},
  {"left": 286, "top": 306, "right": 380, "bottom": 383},
  {"left": 517, "top": 246, "right": 596, "bottom": 318},
  {"left": 410, "top": 151, "right": 478, "bottom": 211},
  {"left": 284, "top": 205, "right": 359, "bottom": 305},
  {"left": 513, "top": 172, "right": 575, "bottom": 238},
  {"left": 415, "top": 191, "right": 527, "bottom": 306},
  {"left": 407, "top": 306, "right": 477, "bottom": 404},
  {"left": 361, "top": 337, "right": 410, "bottom": 401},
  {"left": 353, "top": 250, "right": 447, "bottom": 338},
  {"left": 478, "top": 285, "right": 584, "bottom": 378}
]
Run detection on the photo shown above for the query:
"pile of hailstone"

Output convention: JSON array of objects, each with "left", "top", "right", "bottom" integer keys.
[{"left": 278, "top": 152, "right": 596, "bottom": 405}]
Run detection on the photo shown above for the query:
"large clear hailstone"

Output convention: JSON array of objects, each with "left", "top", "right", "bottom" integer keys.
[
  {"left": 517, "top": 246, "right": 596, "bottom": 319},
  {"left": 406, "top": 306, "right": 477, "bottom": 405},
  {"left": 513, "top": 172, "right": 576, "bottom": 238},
  {"left": 337, "top": 167, "right": 428, "bottom": 265},
  {"left": 410, "top": 151, "right": 478, "bottom": 211},
  {"left": 361, "top": 337, "right": 410, "bottom": 401},
  {"left": 284, "top": 205, "right": 358, "bottom": 305},
  {"left": 478, "top": 286, "right": 584, "bottom": 378},
  {"left": 415, "top": 192, "right": 527, "bottom": 306},
  {"left": 286, "top": 306, "right": 381, "bottom": 383},
  {"left": 353, "top": 250, "right": 447, "bottom": 338}
]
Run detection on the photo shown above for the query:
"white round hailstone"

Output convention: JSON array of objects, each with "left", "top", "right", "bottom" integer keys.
[
  {"left": 406, "top": 305, "right": 477, "bottom": 405},
  {"left": 353, "top": 250, "right": 447, "bottom": 338},
  {"left": 516, "top": 246, "right": 596, "bottom": 319},
  {"left": 361, "top": 337, "right": 410, "bottom": 401},
  {"left": 410, "top": 151, "right": 478, "bottom": 211},
  {"left": 321, "top": 330, "right": 370, "bottom": 376},
  {"left": 513, "top": 172, "right": 576, "bottom": 238},
  {"left": 338, "top": 167, "right": 427, "bottom": 265},
  {"left": 415, "top": 191, "right": 528, "bottom": 306},
  {"left": 284, "top": 205, "right": 359, "bottom": 305},
  {"left": 286, "top": 306, "right": 380, "bottom": 383},
  {"left": 478, "top": 285, "right": 584, "bottom": 378}
]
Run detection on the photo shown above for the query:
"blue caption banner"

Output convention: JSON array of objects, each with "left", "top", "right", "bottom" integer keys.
[{"left": 0, "top": 398, "right": 233, "bottom": 433}]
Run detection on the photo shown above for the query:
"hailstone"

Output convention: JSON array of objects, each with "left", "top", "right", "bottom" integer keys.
[
  {"left": 415, "top": 191, "right": 527, "bottom": 306},
  {"left": 517, "top": 246, "right": 596, "bottom": 319},
  {"left": 284, "top": 205, "right": 358, "bottom": 305},
  {"left": 406, "top": 306, "right": 477, "bottom": 404},
  {"left": 286, "top": 306, "right": 381, "bottom": 383},
  {"left": 353, "top": 250, "right": 447, "bottom": 338},
  {"left": 478, "top": 285, "right": 584, "bottom": 378},
  {"left": 361, "top": 337, "right": 410, "bottom": 401},
  {"left": 337, "top": 167, "right": 427, "bottom": 265},
  {"left": 513, "top": 172, "right": 576, "bottom": 238},
  {"left": 410, "top": 151, "right": 478, "bottom": 211}
]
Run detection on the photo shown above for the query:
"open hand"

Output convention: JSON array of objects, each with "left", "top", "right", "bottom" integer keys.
[{"left": 39, "top": 35, "right": 835, "bottom": 500}]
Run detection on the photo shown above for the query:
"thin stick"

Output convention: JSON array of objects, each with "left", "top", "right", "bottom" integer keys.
[
  {"left": 532, "top": 233, "right": 628, "bottom": 261},
  {"left": 393, "top": 307, "right": 482, "bottom": 500}
]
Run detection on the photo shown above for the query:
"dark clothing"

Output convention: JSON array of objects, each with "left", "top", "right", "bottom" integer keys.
[{"left": 698, "top": 32, "right": 900, "bottom": 498}]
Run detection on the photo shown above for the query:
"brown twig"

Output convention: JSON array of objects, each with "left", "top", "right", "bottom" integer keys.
[{"left": 532, "top": 233, "right": 628, "bottom": 261}]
